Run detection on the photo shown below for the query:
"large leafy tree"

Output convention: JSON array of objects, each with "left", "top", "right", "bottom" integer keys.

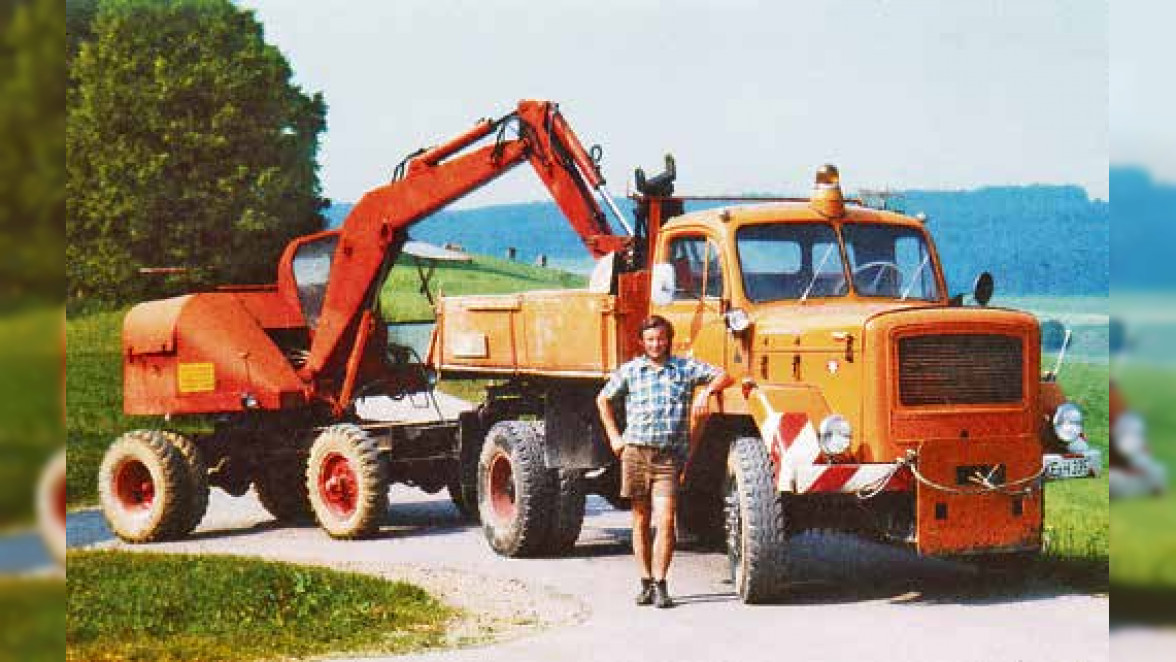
[{"left": 67, "top": 0, "right": 326, "bottom": 302}]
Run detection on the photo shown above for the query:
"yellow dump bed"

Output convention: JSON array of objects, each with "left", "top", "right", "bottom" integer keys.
[{"left": 431, "top": 289, "right": 628, "bottom": 378}]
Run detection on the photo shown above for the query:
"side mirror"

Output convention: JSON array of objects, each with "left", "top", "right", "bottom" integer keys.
[
  {"left": 650, "top": 263, "right": 675, "bottom": 306},
  {"left": 973, "top": 272, "right": 994, "bottom": 306}
]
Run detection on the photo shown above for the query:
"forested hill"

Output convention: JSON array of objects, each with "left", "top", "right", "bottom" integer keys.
[{"left": 327, "top": 184, "right": 1109, "bottom": 296}]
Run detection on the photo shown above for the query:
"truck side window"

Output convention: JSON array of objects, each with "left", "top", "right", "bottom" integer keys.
[
  {"left": 291, "top": 234, "right": 338, "bottom": 330},
  {"left": 668, "top": 236, "right": 723, "bottom": 300}
]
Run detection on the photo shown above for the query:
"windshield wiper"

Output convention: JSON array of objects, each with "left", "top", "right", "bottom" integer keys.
[
  {"left": 800, "top": 244, "right": 837, "bottom": 303},
  {"left": 900, "top": 253, "right": 930, "bottom": 301}
]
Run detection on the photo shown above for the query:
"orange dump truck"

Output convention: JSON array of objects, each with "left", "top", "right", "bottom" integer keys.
[{"left": 433, "top": 161, "right": 1091, "bottom": 602}]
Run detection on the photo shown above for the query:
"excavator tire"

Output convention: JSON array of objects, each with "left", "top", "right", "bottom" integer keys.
[
  {"left": 307, "top": 425, "right": 387, "bottom": 539},
  {"left": 158, "top": 430, "right": 209, "bottom": 535},
  {"left": 478, "top": 421, "right": 557, "bottom": 557},
  {"left": 724, "top": 436, "right": 789, "bottom": 604},
  {"left": 448, "top": 410, "right": 483, "bottom": 523},
  {"left": 98, "top": 430, "right": 201, "bottom": 543},
  {"left": 255, "top": 453, "right": 314, "bottom": 524}
]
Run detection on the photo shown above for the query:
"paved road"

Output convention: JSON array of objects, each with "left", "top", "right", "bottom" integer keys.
[{"left": 69, "top": 486, "right": 1110, "bottom": 662}]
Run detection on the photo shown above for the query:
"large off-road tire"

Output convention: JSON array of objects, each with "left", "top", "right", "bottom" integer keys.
[
  {"left": 306, "top": 425, "right": 387, "bottom": 539},
  {"left": 37, "top": 449, "right": 67, "bottom": 564},
  {"left": 98, "top": 430, "right": 202, "bottom": 543},
  {"left": 724, "top": 436, "right": 788, "bottom": 604},
  {"left": 254, "top": 455, "right": 314, "bottom": 524},
  {"left": 159, "top": 431, "right": 209, "bottom": 535},
  {"left": 545, "top": 468, "right": 586, "bottom": 554},
  {"left": 478, "top": 421, "right": 557, "bottom": 557}
]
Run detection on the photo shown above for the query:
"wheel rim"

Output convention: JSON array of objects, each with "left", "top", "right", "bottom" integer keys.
[
  {"left": 724, "top": 473, "right": 743, "bottom": 587},
  {"left": 113, "top": 459, "right": 155, "bottom": 513},
  {"left": 318, "top": 452, "right": 359, "bottom": 519},
  {"left": 488, "top": 451, "right": 517, "bottom": 521}
]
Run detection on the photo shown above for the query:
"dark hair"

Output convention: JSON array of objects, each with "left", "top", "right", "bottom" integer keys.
[{"left": 639, "top": 315, "right": 674, "bottom": 342}]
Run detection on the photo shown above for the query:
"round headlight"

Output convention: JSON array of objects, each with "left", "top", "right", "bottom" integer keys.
[
  {"left": 818, "top": 414, "right": 853, "bottom": 456},
  {"left": 725, "top": 308, "right": 752, "bottom": 333},
  {"left": 1052, "top": 403, "right": 1084, "bottom": 444},
  {"left": 1113, "top": 411, "right": 1147, "bottom": 458}
]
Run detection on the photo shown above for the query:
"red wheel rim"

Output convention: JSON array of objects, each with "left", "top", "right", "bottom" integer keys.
[
  {"left": 488, "top": 451, "right": 516, "bottom": 521},
  {"left": 113, "top": 459, "right": 155, "bottom": 513},
  {"left": 318, "top": 452, "right": 359, "bottom": 518}
]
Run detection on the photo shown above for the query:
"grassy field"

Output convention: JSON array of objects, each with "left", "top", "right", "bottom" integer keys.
[
  {"left": 380, "top": 252, "right": 586, "bottom": 322},
  {"left": 1109, "top": 365, "right": 1176, "bottom": 621},
  {"left": 67, "top": 551, "right": 454, "bottom": 661},
  {"left": 0, "top": 577, "right": 65, "bottom": 662},
  {"left": 0, "top": 306, "right": 62, "bottom": 529}
]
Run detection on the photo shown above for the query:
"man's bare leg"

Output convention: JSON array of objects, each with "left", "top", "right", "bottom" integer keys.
[
  {"left": 631, "top": 496, "right": 654, "bottom": 579},
  {"left": 652, "top": 494, "right": 677, "bottom": 581}
]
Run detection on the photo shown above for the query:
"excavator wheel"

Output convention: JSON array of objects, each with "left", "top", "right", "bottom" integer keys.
[
  {"left": 306, "top": 425, "right": 387, "bottom": 539},
  {"left": 724, "top": 436, "right": 789, "bottom": 604},
  {"left": 37, "top": 449, "right": 67, "bottom": 564},
  {"left": 98, "top": 430, "right": 204, "bottom": 543},
  {"left": 478, "top": 421, "right": 557, "bottom": 557},
  {"left": 158, "top": 430, "right": 209, "bottom": 535}
]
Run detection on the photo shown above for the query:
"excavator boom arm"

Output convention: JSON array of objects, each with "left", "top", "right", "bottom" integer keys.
[{"left": 304, "top": 100, "right": 628, "bottom": 384}]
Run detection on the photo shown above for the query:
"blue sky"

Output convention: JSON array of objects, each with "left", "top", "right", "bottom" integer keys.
[{"left": 241, "top": 0, "right": 1108, "bottom": 205}]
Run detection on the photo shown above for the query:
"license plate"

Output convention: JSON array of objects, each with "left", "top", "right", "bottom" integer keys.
[{"left": 1044, "top": 455, "right": 1094, "bottom": 480}]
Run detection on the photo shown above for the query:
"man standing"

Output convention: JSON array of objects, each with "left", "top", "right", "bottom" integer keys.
[{"left": 596, "top": 315, "right": 732, "bottom": 608}]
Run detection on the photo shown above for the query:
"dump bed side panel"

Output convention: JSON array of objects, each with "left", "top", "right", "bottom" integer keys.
[{"left": 434, "top": 290, "right": 620, "bottom": 377}]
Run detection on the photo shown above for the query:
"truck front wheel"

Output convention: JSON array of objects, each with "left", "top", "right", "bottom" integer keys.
[
  {"left": 307, "top": 425, "right": 387, "bottom": 539},
  {"left": 724, "top": 436, "right": 789, "bottom": 604},
  {"left": 478, "top": 421, "right": 556, "bottom": 557}
]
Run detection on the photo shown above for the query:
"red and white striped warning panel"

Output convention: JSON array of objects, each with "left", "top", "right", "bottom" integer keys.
[{"left": 753, "top": 393, "right": 910, "bottom": 494}]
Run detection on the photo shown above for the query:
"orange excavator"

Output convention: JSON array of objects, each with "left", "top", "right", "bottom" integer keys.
[{"left": 100, "top": 100, "right": 633, "bottom": 541}]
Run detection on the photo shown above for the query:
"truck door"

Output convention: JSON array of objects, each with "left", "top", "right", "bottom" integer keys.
[{"left": 652, "top": 233, "right": 728, "bottom": 370}]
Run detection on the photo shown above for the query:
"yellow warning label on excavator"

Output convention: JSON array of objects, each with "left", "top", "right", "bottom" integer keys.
[{"left": 177, "top": 362, "right": 216, "bottom": 393}]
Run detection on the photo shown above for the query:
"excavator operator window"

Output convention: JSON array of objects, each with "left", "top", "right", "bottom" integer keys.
[{"left": 291, "top": 234, "right": 339, "bottom": 330}]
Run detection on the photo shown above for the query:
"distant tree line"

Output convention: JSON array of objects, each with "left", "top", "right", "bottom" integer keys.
[{"left": 66, "top": 0, "right": 327, "bottom": 305}]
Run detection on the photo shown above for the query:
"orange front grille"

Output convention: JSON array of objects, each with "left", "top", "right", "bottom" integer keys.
[{"left": 898, "top": 334, "right": 1023, "bottom": 406}]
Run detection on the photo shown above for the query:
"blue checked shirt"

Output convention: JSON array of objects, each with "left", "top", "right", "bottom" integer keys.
[{"left": 599, "top": 355, "right": 721, "bottom": 456}]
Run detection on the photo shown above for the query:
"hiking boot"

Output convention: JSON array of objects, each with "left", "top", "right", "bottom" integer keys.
[
  {"left": 654, "top": 580, "right": 674, "bottom": 609},
  {"left": 635, "top": 578, "right": 655, "bottom": 606}
]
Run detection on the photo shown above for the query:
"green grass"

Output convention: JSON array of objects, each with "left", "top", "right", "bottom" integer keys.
[
  {"left": 1110, "top": 365, "right": 1176, "bottom": 618},
  {"left": 1034, "top": 362, "right": 1109, "bottom": 592},
  {"left": 381, "top": 252, "right": 586, "bottom": 322},
  {"left": 0, "top": 577, "right": 65, "bottom": 662},
  {"left": 67, "top": 551, "right": 455, "bottom": 662},
  {"left": 0, "top": 306, "right": 62, "bottom": 529}
]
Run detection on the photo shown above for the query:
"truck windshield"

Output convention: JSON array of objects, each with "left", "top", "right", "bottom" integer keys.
[
  {"left": 736, "top": 223, "right": 848, "bottom": 302},
  {"left": 842, "top": 224, "right": 940, "bottom": 301}
]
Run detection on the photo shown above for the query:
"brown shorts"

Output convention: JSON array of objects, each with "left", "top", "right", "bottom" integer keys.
[{"left": 620, "top": 445, "right": 681, "bottom": 499}]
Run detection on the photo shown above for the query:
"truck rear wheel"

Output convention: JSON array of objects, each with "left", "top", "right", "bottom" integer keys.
[
  {"left": 724, "top": 436, "right": 788, "bottom": 604},
  {"left": 478, "top": 421, "right": 556, "bottom": 557},
  {"left": 255, "top": 455, "right": 313, "bottom": 524},
  {"left": 307, "top": 425, "right": 387, "bottom": 539},
  {"left": 98, "top": 430, "right": 203, "bottom": 543}
]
